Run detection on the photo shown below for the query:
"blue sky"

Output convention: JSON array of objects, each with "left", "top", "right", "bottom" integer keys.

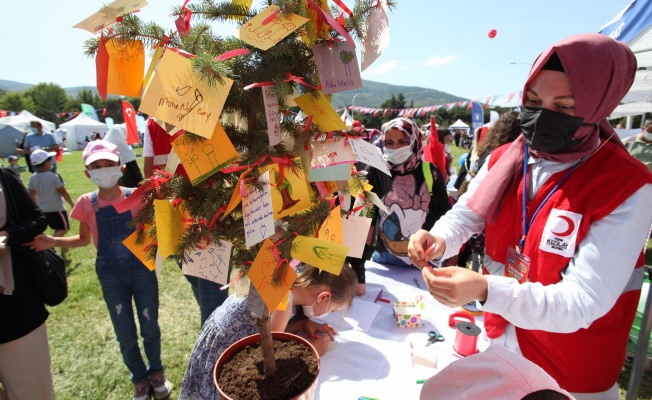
[{"left": 0, "top": 0, "right": 628, "bottom": 104}]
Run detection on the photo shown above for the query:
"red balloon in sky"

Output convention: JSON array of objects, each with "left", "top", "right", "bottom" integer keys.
[{"left": 488, "top": 29, "right": 497, "bottom": 39}]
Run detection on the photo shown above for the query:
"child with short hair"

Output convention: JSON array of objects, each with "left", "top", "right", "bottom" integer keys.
[
  {"left": 29, "top": 140, "right": 172, "bottom": 400},
  {"left": 28, "top": 149, "right": 74, "bottom": 253},
  {"left": 6, "top": 155, "right": 23, "bottom": 180}
]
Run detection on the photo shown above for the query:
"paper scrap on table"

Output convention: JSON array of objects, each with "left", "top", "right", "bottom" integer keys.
[
  {"left": 308, "top": 163, "right": 351, "bottom": 182},
  {"left": 73, "top": 0, "right": 148, "bottom": 34},
  {"left": 247, "top": 283, "right": 266, "bottom": 318},
  {"left": 360, "top": 0, "right": 390, "bottom": 72},
  {"left": 294, "top": 91, "right": 348, "bottom": 132},
  {"left": 235, "top": 5, "right": 308, "bottom": 51},
  {"left": 312, "top": 42, "right": 362, "bottom": 95},
  {"left": 317, "top": 205, "right": 343, "bottom": 244},
  {"left": 317, "top": 298, "right": 381, "bottom": 332},
  {"left": 310, "top": 138, "right": 356, "bottom": 169},
  {"left": 171, "top": 124, "right": 238, "bottom": 185},
  {"left": 242, "top": 171, "right": 274, "bottom": 248},
  {"left": 263, "top": 158, "right": 311, "bottom": 219},
  {"left": 182, "top": 241, "right": 232, "bottom": 285},
  {"left": 153, "top": 199, "right": 182, "bottom": 258},
  {"left": 105, "top": 39, "right": 145, "bottom": 98},
  {"left": 291, "top": 235, "right": 348, "bottom": 275},
  {"left": 261, "top": 86, "right": 282, "bottom": 146},
  {"left": 340, "top": 215, "right": 372, "bottom": 258},
  {"left": 140, "top": 50, "right": 233, "bottom": 138},
  {"left": 247, "top": 239, "right": 298, "bottom": 311},
  {"left": 122, "top": 225, "right": 156, "bottom": 271},
  {"left": 348, "top": 138, "right": 391, "bottom": 176}
]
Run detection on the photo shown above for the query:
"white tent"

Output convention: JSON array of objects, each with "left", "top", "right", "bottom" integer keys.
[
  {"left": 59, "top": 113, "right": 108, "bottom": 150},
  {"left": 340, "top": 108, "right": 354, "bottom": 127},
  {"left": 449, "top": 119, "right": 470, "bottom": 131},
  {"left": 0, "top": 125, "right": 26, "bottom": 158},
  {"left": 17, "top": 110, "right": 56, "bottom": 132},
  {"left": 0, "top": 114, "right": 33, "bottom": 134}
]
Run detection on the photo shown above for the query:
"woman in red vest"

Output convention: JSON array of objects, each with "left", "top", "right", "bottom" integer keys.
[{"left": 408, "top": 33, "right": 652, "bottom": 399}]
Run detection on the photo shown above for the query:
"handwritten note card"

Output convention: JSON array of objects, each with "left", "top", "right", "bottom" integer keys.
[
  {"left": 291, "top": 235, "right": 348, "bottom": 275},
  {"left": 73, "top": 0, "right": 148, "bottom": 34},
  {"left": 182, "top": 240, "right": 232, "bottom": 285},
  {"left": 310, "top": 138, "right": 356, "bottom": 168},
  {"left": 243, "top": 171, "right": 274, "bottom": 248},
  {"left": 313, "top": 42, "right": 362, "bottom": 95},
  {"left": 248, "top": 239, "right": 298, "bottom": 311},
  {"left": 122, "top": 225, "right": 156, "bottom": 271},
  {"left": 140, "top": 50, "right": 234, "bottom": 138},
  {"left": 235, "top": 5, "right": 309, "bottom": 51},
  {"left": 262, "top": 86, "right": 281, "bottom": 146},
  {"left": 348, "top": 138, "right": 391, "bottom": 176},
  {"left": 105, "top": 39, "right": 145, "bottom": 98},
  {"left": 154, "top": 199, "right": 183, "bottom": 258},
  {"left": 360, "top": 0, "right": 390, "bottom": 72},
  {"left": 294, "top": 91, "right": 348, "bottom": 132},
  {"left": 340, "top": 215, "right": 372, "bottom": 258},
  {"left": 318, "top": 205, "right": 343, "bottom": 244},
  {"left": 171, "top": 124, "right": 238, "bottom": 185},
  {"left": 263, "top": 158, "right": 312, "bottom": 219}
]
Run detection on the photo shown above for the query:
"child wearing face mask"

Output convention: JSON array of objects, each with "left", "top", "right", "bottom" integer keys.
[
  {"left": 29, "top": 140, "right": 173, "bottom": 400},
  {"left": 179, "top": 263, "right": 357, "bottom": 400}
]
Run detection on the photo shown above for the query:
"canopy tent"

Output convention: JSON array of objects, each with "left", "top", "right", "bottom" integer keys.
[
  {"left": 340, "top": 108, "right": 354, "bottom": 127},
  {"left": 448, "top": 119, "right": 470, "bottom": 131},
  {"left": 17, "top": 110, "right": 56, "bottom": 132},
  {"left": 59, "top": 113, "right": 107, "bottom": 150},
  {"left": 0, "top": 125, "right": 26, "bottom": 158},
  {"left": 0, "top": 114, "right": 33, "bottom": 135}
]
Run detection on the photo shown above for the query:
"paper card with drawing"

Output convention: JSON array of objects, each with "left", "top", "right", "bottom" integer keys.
[
  {"left": 312, "top": 42, "right": 362, "bottom": 95},
  {"left": 263, "top": 158, "right": 312, "bottom": 219},
  {"left": 348, "top": 137, "right": 391, "bottom": 176},
  {"left": 360, "top": 0, "right": 390, "bottom": 72},
  {"left": 294, "top": 91, "right": 348, "bottom": 132},
  {"left": 340, "top": 215, "right": 372, "bottom": 258},
  {"left": 171, "top": 124, "right": 239, "bottom": 185},
  {"left": 235, "top": 5, "right": 308, "bottom": 51},
  {"left": 310, "top": 138, "right": 356, "bottom": 168},
  {"left": 182, "top": 240, "right": 232, "bottom": 285},
  {"left": 247, "top": 239, "right": 298, "bottom": 312},
  {"left": 315, "top": 181, "right": 338, "bottom": 197},
  {"left": 140, "top": 50, "right": 233, "bottom": 138},
  {"left": 291, "top": 235, "right": 348, "bottom": 275},
  {"left": 105, "top": 39, "right": 145, "bottom": 98},
  {"left": 317, "top": 205, "right": 343, "bottom": 244},
  {"left": 122, "top": 225, "right": 156, "bottom": 271},
  {"left": 153, "top": 199, "right": 183, "bottom": 258},
  {"left": 262, "top": 86, "right": 282, "bottom": 146},
  {"left": 242, "top": 171, "right": 275, "bottom": 248},
  {"left": 73, "top": 0, "right": 148, "bottom": 34}
]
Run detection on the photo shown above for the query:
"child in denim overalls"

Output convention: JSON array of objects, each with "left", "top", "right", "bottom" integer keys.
[{"left": 31, "top": 140, "right": 172, "bottom": 400}]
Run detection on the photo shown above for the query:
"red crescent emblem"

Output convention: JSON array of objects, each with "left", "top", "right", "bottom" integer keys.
[{"left": 551, "top": 215, "right": 575, "bottom": 237}]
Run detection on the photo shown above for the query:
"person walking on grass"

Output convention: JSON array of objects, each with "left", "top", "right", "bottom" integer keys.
[{"left": 28, "top": 140, "right": 173, "bottom": 400}]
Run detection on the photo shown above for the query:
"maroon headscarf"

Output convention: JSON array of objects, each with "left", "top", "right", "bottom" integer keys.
[{"left": 468, "top": 33, "right": 637, "bottom": 223}]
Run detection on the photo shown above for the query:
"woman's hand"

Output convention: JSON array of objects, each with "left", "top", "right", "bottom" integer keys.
[
  {"left": 309, "top": 335, "right": 331, "bottom": 356},
  {"left": 422, "top": 267, "right": 488, "bottom": 307},
  {"left": 408, "top": 229, "right": 445, "bottom": 269},
  {"left": 25, "top": 234, "right": 55, "bottom": 251},
  {"left": 305, "top": 320, "right": 337, "bottom": 341}
]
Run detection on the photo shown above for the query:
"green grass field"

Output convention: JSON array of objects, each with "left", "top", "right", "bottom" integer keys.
[{"left": 10, "top": 146, "right": 652, "bottom": 399}]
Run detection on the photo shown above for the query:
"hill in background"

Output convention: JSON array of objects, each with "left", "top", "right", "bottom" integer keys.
[{"left": 0, "top": 79, "right": 466, "bottom": 108}]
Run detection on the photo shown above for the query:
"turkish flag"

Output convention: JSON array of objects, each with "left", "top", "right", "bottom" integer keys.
[{"left": 122, "top": 100, "right": 139, "bottom": 145}]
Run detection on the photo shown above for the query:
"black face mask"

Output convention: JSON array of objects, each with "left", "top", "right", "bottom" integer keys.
[{"left": 518, "top": 106, "right": 589, "bottom": 153}]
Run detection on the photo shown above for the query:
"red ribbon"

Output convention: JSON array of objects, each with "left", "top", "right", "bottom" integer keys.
[
  {"left": 261, "top": 8, "right": 280, "bottom": 25},
  {"left": 215, "top": 48, "right": 249, "bottom": 61},
  {"left": 208, "top": 205, "right": 228, "bottom": 229},
  {"left": 166, "top": 47, "right": 196, "bottom": 58},
  {"left": 270, "top": 239, "right": 289, "bottom": 269},
  {"left": 332, "top": 0, "right": 352, "bottom": 16},
  {"left": 171, "top": 198, "right": 183, "bottom": 207},
  {"left": 284, "top": 73, "right": 321, "bottom": 91},
  {"left": 305, "top": 0, "right": 356, "bottom": 48},
  {"left": 175, "top": 0, "right": 192, "bottom": 35},
  {"left": 243, "top": 81, "right": 274, "bottom": 91},
  {"left": 220, "top": 270, "right": 243, "bottom": 290},
  {"left": 304, "top": 115, "right": 313, "bottom": 132}
]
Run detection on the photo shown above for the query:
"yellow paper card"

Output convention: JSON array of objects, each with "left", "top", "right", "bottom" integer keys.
[
  {"left": 231, "top": 0, "right": 253, "bottom": 20},
  {"left": 154, "top": 199, "right": 182, "bottom": 258},
  {"left": 171, "top": 124, "right": 239, "bottom": 185},
  {"left": 105, "top": 39, "right": 145, "bottom": 98},
  {"left": 122, "top": 226, "right": 156, "bottom": 271},
  {"left": 318, "top": 205, "right": 343, "bottom": 244},
  {"left": 291, "top": 235, "right": 349, "bottom": 275},
  {"left": 349, "top": 176, "right": 373, "bottom": 197},
  {"left": 235, "top": 5, "right": 309, "bottom": 51},
  {"left": 307, "top": 0, "right": 332, "bottom": 40},
  {"left": 142, "top": 46, "right": 163, "bottom": 95},
  {"left": 247, "top": 239, "right": 298, "bottom": 312},
  {"left": 294, "top": 91, "right": 348, "bottom": 132},
  {"left": 263, "top": 158, "right": 311, "bottom": 219},
  {"left": 276, "top": 291, "right": 290, "bottom": 311},
  {"left": 223, "top": 169, "right": 251, "bottom": 218},
  {"left": 140, "top": 50, "right": 234, "bottom": 138}
]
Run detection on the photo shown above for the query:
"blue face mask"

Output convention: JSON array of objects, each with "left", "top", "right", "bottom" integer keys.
[{"left": 30, "top": 127, "right": 39, "bottom": 134}]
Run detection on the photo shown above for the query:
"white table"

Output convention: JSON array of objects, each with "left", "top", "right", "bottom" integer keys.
[{"left": 315, "top": 261, "right": 489, "bottom": 400}]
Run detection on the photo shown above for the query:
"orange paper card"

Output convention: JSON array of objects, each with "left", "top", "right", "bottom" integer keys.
[
  {"left": 290, "top": 235, "right": 348, "bottom": 275},
  {"left": 105, "top": 39, "right": 145, "bottom": 98},
  {"left": 122, "top": 226, "right": 156, "bottom": 271},
  {"left": 247, "top": 239, "right": 298, "bottom": 312},
  {"left": 317, "top": 205, "right": 343, "bottom": 244}
]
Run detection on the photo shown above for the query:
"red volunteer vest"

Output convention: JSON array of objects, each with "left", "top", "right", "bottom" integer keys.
[
  {"left": 146, "top": 118, "right": 186, "bottom": 176},
  {"left": 484, "top": 140, "right": 652, "bottom": 393}
]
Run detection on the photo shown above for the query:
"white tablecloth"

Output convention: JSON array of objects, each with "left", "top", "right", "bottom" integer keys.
[{"left": 315, "top": 261, "right": 489, "bottom": 400}]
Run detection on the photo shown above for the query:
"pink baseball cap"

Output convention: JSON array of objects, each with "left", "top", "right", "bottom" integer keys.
[
  {"left": 82, "top": 140, "right": 120, "bottom": 166},
  {"left": 420, "top": 345, "right": 574, "bottom": 400}
]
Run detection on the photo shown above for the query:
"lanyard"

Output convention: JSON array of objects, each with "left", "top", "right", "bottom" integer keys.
[{"left": 520, "top": 144, "right": 583, "bottom": 248}]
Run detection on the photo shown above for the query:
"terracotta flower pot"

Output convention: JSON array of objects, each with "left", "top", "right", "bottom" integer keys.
[{"left": 213, "top": 331, "right": 320, "bottom": 400}]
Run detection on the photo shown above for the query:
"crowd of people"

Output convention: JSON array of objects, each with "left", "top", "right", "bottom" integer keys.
[{"left": 1, "top": 33, "right": 651, "bottom": 400}]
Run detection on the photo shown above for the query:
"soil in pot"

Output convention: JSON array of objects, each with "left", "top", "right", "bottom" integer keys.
[{"left": 217, "top": 339, "right": 318, "bottom": 400}]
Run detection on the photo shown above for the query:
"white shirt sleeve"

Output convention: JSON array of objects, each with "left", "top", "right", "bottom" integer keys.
[{"left": 143, "top": 131, "right": 153, "bottom": 157}]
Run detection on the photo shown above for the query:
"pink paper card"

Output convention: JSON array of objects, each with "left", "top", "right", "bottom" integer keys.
[
  {"left": 312, "top": 42, "right": 362, "bottom": 95},
  {"left": 262, "top": 86, "right": 281, "bottom": 146},
  {"left": 310, "top": 138, "right": 356, "bottom": 168},
  {"left": 348, "top": 137, "right": 391, "bottom": 176},
  {"left": 243, "top": 171, "right": 275, "bottom": 248},
  {"left": 340, "top": 214, "right": 372, "bottom": 258},
  {"left": 360, "top": 0, "right": 390, "bottom": 72}
]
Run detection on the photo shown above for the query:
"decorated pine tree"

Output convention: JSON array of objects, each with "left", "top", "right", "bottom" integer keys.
[{"left": 80, "top": 0, "right": 396, "bottom": 383}]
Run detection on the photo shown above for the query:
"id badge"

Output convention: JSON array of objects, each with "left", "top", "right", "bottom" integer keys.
[{"left": 504, "top": 246, "right": 530, "bottom": 284}]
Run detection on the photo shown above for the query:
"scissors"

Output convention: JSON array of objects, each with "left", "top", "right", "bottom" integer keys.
[{"left": 426, "top": 330, "right": 445, "bottom": 346}]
